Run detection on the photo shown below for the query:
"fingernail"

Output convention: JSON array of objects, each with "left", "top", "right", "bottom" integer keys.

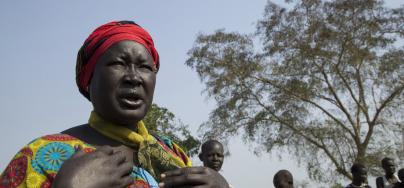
[
  {"left": 160, "top": 173, "right": 166, "bottom": 178},
  {"left": 158, "top": 182, "right": 164, "bottom": 187}
]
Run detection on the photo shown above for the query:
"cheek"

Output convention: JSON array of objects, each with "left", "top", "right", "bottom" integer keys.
[
  {"left": 148, "top": 76, "right": 156, "bottom": 91},
  {"left": 145, "top": 75, "right": 156, "bottom": 97},
  {"left": 145, "top": 71, "right": 156, "bottom": 83},
  {"left": 90, "top": 71, "right": 121, "bottom": 102}
]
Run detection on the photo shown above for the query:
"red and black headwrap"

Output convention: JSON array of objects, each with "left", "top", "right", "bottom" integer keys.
[{"left": 76, "top": 21, "right": 159, "bottom": 100}]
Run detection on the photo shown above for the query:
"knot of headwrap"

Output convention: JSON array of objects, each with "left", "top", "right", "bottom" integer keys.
[{"left": 76, "top": 21, "right": 159, "bottom": 100}]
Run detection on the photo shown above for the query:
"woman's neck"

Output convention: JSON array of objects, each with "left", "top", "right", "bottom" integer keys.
[{"left": 122, "top": 124, "right": 139, "bottom": 132}]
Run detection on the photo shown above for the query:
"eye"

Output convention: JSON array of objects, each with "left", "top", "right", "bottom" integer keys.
[
  {"left": 108, "top": 60, "right": 125, "bottom": 67},
  {"left": 138, "top": 64, "right": 155, "bottom": 72}
]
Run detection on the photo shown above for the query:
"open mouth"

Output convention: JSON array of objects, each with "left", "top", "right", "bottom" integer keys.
[{"left": 119, "top": 93, "right": 143, "bottom": 108}]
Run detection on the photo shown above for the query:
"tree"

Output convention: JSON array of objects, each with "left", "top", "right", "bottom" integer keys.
[
  {"left": 294, "top": 179, "right": 310, "bottom": 188},
  {"left": 186, "top": 0, "right": 404, "bottom": 183},
  {"left": 143, "top": 103, "right": 201, "bottom": 157},
  {"left": 330, "top": 183, "right": 344, "bottom": 188}
]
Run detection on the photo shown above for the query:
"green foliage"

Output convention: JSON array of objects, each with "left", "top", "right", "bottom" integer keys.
[
  {"left": 330, "top": 183, "right": 344, "bottom": 188},
  {"left": 143, "top": 103, "right": 201, "bottom": 157},
  {"left": 186, "top": 0, "right": 404, "bottom": 183}
]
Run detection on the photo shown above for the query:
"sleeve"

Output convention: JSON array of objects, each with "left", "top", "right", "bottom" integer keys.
[
  {"left": 0, "top": 145, "right": 52, "bottom": 188},
  {"left": 0, "top": 134, "right": 91, "bottom": 188}
]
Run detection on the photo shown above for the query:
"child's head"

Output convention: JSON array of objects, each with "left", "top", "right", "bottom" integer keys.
[
  {"left": 351, "top": 163, "right": 368, "bottom": 184},
  {"left": 273, "top": 170, "right": 293, "bottom": 188},
  {"left": 381, "top": 157, "right": 396, "bottom": 175},
  {"left": 198, "top": 140, "right": 224, "bottom": 171}
]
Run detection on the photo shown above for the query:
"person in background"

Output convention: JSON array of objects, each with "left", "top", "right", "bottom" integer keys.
[
  {"left": 273, "top": 169, "right": 294, "bottom": 188},
  {"left": 377, "top": 157, "right": 400, "bottom": 188},
  {"left": 199, "top": 140, "right": 225, "bottom": 171},
  {"left": 346, "top": 163, "right": 371, "bottom": 188},
  {"left": 199, "top": 139, "right": 234, "bottom": 187}
]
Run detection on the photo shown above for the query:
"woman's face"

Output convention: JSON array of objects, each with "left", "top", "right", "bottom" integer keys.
[{"left": 89, "top": 40, "right": 156, "bottom": 126}]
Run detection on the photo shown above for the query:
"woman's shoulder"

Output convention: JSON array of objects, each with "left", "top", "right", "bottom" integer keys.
[
  {"left": 22, "top": 133, "right": 94, "bottom": 158},
  {"left": 0, "top": 133, "right": 95, "bottom": 188},
  {"left": 27, "top": 133, "right": 89, "bottom": 148}
]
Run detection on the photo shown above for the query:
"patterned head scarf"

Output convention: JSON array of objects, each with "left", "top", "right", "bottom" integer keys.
[{"left": 76, "top": 21, "right": 159, "bottom": 100}]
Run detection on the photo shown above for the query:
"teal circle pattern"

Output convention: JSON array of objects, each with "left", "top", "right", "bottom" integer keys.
[{"left": 34, "top": 142, "right": 74, "bottom": 172}]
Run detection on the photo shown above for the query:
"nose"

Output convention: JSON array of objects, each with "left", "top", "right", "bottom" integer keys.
[
  {"left": 212, "top": 154, "right": 219, "bottom": 160},
  {"left": 122, "top": 65, "right": 142, "bottom": 86}
]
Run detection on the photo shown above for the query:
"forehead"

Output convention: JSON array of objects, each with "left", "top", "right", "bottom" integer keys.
[
  {"left": 356, "top": 167, "right": 367, "bottom": 173},
  {"left": 100, "top": 40, "right": 152, "bottom": 61},
  {"left": 208, "top": 142, "right": 223, "bottom": 148},
  {"left": 275, "top": 172, "right": 293, "bottom": 182},
  {"left": 383, "top": 159, "right": 395, "bottom": 165},
  {"left": 204, "top": 142, "right": 223, "bottom": 152}
]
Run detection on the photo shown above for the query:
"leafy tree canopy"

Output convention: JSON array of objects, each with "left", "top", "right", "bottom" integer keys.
[
  {"left": 186, "top": 0, "right": 404, "bottom": 183},
  {"left": 144, "top": 103, "right": 201, "bottom": 157}
]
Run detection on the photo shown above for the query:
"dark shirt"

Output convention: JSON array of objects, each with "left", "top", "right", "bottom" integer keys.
[
  {"left": 346, "top": 183, "right": 372, "bottom": 188},
  {"left": 392, "top": 183, "right": 404, "bottom": 188}
]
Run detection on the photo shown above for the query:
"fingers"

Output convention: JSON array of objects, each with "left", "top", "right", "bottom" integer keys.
[
  {"left": 117, "top": 160, "right": 133, "bottom": 177},
  {"left": 111, "top": 151, "right": 127, "bottom": 165},
  {"left": 102, "top": 150, "right": 133, "bottom": 179},
  {"left": 96, "top": 145, "right": 115, "bottom": 155},
  {"left": 159, "top": 167, "right": 209, "bottom": 188},
  {"left": 183, "top": 186, "right": 208, "bottom": 188},
  {"left": 159, "top": 174, "right": 206, "bottom": 187},
  {"left": 162, "top": 167, "right": 207, "bottom": 178}
]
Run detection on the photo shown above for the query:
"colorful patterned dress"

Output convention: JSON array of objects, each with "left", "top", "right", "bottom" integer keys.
[{"left": 0, "top": 133, "right": 191, "bottom": 188}]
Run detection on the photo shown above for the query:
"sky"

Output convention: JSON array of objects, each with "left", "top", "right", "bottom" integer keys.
[{"left": 0, "top": 1, "right": 402, "bottom": 187}]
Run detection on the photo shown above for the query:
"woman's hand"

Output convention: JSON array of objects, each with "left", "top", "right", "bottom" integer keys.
[
  {"left": 52, "top": 146, "right": 133, "bottom": 188},
  {"left": 159, "top": 167, "right": 230, "bottom": 188}
]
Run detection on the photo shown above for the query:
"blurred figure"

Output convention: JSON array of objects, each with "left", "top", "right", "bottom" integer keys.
[
  {"left": 199, "top": 140, "right": 225, "bottom": 171},
  {"left": 346, "top": 163, "right": 371, "bottom": 188},
  {"left": 392, "top": 168, "right": 404, "bottom": 188},
  {"left": 273, "top": 169, "right": 294, "bottom": 188},
  {"left": 376, "top": 157, "right": 400, "bottom": 188}
]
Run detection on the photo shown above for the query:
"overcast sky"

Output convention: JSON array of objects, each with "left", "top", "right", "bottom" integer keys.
[{"left": 0, "top": 1, "right": 402, "bottom": 187}]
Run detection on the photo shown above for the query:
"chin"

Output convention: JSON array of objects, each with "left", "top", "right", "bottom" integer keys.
[{"left": 121, "top": 109, "right": 148, "bottom": 123}]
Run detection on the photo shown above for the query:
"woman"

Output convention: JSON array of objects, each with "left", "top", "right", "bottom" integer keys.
[{"left": 0, "top": 21, "right": 229, "bottom": 188}]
